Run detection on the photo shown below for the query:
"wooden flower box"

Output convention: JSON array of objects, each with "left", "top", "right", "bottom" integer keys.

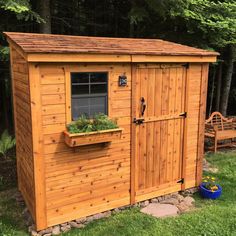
[{"left": 64, "top": 128, "right": 123, "bottom": 147}]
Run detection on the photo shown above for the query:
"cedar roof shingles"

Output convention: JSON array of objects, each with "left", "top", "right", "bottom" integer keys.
[{"left": 4, "top": 32, "right": 219, "bottom": 56}]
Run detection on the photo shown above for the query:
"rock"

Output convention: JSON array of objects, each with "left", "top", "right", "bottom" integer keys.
[
  {"left": 164, "top": 194, "right": 172, "bottom": 200},
  {"left": 38, "top": 227, "right": 53, "bottom": 235},
  {"left": 176, "top": 194, "right": 185, "bottom": 202},
  {"left": 93, "top": 212, "right": 106, "bottom": 220},
  {"left": 31, "top": 230, "right": 40, "bottom": 236},
  {"left": 60, "top": 225, "right": 71, "bottom": 233},
  {"left": 28, "top": 225, "right": 36, "bottom": 233},
  {"left": 139, "top": 200, "right": 149, "bottom": 207},
  {"left": 157, "top": 196, "right": 164, "bottom": 202},
  {"left": 141, "top": 203, "right": 179, "bottom": 218},
  {"left": 84, "top": 216, "right": 94, "bottom": 224},
  {"left": 181, "top": 188, "right": 196, "bottom": 196},
  {"left": 170, "top": 193, "right": 180, "bottom": 199},
  {"left": 119, "top": 205, "right": 129, "bottom": 210},
  {"left": 103, "top": 211, "right": 112, "bottom": 217},
  {"left": 52, "top": 226, "right": 61, "bottom": 235},
  {"left": 60, "top": 223, "right": 68, "bottom": 227},
  {"left": 209, "top": 167, "right": 218, "bottom": 173},
  {"left": 183, "top": 196, "right": 195, "bottom": 206},
  {"left": 69, "top": 221, "right": 85, "bottom": 229},
  {"left": 75, "top": 217, "right": 87, "bottom": 223},
  {"left": 161, "top": 198, "right": 179, "bottom": 205},
  {"left": 113, "top": 208, "right": 121, "bottom": 213},
  {"left": 150, "top": 198, "right": 159, "bottom": 203},
  {"left": 176, "top": 202, "right": 190, "bottom": 212}
]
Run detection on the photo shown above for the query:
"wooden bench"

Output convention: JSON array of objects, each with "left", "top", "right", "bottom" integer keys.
[{"left": 205, "top": 112, "right": 236, "bottom": 152}]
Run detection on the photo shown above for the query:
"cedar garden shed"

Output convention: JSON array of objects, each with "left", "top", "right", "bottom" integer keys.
[{"left": 5, "top": 32, "right": 218, "bottom": 230}]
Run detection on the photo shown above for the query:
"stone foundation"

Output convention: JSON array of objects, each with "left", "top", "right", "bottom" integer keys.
[{"left": 15, "top": 188, "right": 197, "bottom": 236}]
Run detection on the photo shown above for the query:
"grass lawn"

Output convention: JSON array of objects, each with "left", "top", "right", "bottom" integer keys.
[{"left": 1, "top": 151, "right": 236, "bottom": 236}]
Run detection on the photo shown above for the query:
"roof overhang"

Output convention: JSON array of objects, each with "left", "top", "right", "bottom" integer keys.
[{"left": 7, "top": 37, "right": 218, "bottom": 63}]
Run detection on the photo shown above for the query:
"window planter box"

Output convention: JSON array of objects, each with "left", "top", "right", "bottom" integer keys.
[{"left": 64, "top": 128, "right": 123, "bottom": 147}]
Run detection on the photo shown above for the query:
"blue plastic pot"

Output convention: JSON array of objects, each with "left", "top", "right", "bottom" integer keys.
[{"left": 199, "top": 183, "right": 222, "bottom": 199}]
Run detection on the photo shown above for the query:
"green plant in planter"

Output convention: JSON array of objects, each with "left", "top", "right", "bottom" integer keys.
[
  {"left": 0, "top": 130, "right": 16, "bottom": 160},
  {"left": 67, "top": 113, "right": 118, "bottom": 134},
  {"left": 202, "top": 176, "right": 219, "bottom": 192}
]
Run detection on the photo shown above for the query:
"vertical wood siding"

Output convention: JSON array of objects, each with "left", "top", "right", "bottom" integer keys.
[
  {"left": 10, "top": 47, "right": 36, "bottom": 220},
  {"left": 185, "top": 63, "right": 207, "bottom": 188}
]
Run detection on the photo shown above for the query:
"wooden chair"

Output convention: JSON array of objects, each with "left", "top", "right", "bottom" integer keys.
[{"left": 205, "top": 112, "right": 236, "bottom": 152}]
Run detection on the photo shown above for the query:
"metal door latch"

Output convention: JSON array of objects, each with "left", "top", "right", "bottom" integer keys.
[
  {"left": 133, "top": 118, "right": 144, "bottom": 125},
  {"left": 179, "top": 112, "right": 187, "bottom": 118},
  {"left": 177, "top": 178, "right": 185, "bottom": 184}
]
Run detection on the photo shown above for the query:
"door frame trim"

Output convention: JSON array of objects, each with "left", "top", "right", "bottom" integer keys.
[
  {"left": 131, "top": 64, "right": 137, "bottom": 204},
  {"left": 180, "top": 65, "right": 189, "bottom": 190}
]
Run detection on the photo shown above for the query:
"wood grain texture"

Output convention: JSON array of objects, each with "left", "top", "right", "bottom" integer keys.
[
  {"left": 29, "top": 63, "right": 47, "bottom": 230},
  {"left": 185, "top": 64, "right": 203, "bottom": 189},
  {"left": 4, "top": 32, "right": 218, "bottom": 57},
  {"left": 196, "top": 64, "right": 209, "bottom": 184},
  {"left": 8, "top": 34, "right": 212, "bottom": 229},
  {"left": 39, "top": 63, "right": 131, "bottom": 226},
  {"left": 133, "top": 64, "right": 187, "bottom": 201},
  {"left": 10, "top": 47, "right": 36, "bottom": 221}
]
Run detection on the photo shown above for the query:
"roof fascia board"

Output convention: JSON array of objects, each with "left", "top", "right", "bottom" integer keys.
[
  {"left": 27, "top": 53, "right": 132, "bottom": 62},
  {"left": 27, "top": 53, "right": 217, "bottom": 63}
]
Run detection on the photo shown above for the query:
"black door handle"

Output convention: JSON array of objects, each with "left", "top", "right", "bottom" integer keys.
[{"left": 141, "top": 97, "right": 146, "bottom": 116}]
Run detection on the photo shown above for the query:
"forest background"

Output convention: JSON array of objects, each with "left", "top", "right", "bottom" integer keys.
[{"left": 0, "top": 0, "right": 235, "bottom": 133}]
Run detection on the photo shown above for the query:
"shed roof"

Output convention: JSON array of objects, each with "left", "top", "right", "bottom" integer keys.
[{"left": 4, "top": 32, "right": 218, "bottom": 57}]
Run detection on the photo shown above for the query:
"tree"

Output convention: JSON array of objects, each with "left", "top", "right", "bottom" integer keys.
[
  {"left": 167, "top": 0, "right": 236, "bottom": 115},
  {"left": 0, "top": 0, "right": 43, "bottom": 132},
  {"left": 38, "top": 0, "right": 51, "bottom": 33}
]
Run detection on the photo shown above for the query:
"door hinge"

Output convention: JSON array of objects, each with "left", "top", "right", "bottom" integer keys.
[
  {"left": 183, "top": 63, "right": 189, "bottom": 69},
  {"left": 179, "top": 112, "right": 187, "bottom": 118},
  {"left": 133, "top": 118, "right": 144, "bottom": 125},
  {"left": 177, "top": 178, "right": 184, "bottom": 184}
]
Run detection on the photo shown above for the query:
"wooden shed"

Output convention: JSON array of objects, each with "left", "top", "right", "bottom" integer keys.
[{"left": 5, "top": 32, "right": 218, "bottom": 230}]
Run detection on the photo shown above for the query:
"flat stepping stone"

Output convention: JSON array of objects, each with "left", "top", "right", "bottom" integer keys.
[{"left": 141, "top": 203, "right": 179, "bottom": 218}]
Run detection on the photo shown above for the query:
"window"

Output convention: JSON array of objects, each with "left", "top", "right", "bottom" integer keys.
[{"left": 71, "top": 72, "right": 108, "bottom": 120}]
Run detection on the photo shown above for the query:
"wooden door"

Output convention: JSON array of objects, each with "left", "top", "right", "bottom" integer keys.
[{"left": 132, "top": 64, "right": 187, "bottom": 202}]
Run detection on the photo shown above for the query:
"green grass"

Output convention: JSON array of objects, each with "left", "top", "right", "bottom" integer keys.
[{"left": 1, "top": 151, "right": 236, "bottom": 236}]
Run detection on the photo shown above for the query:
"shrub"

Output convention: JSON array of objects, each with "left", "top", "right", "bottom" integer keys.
[
  {"left": 67, "top": 113, "right": 118, "bottom": 134},
  {"left": 0, "top": 130, "right": 16, "bottom": 160}
]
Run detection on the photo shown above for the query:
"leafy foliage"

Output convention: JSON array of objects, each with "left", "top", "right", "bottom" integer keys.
[
  {"left": 0, "top": 46, "right": 9, "bottom": 61},
  {"left": 0, "top": 0, "right": 44, "bottom": 22},
  {"left": 168, "top": 0, "right": 236, "bottom": 47},
  {"left": 67, "top": 113, "right": 118, "bottom": 134},
  {"left": 0, "top": 130, "right": 15, "bottom": 159},
  {"left": 202, "top": 176, "right": 219, "bottom": 192}
]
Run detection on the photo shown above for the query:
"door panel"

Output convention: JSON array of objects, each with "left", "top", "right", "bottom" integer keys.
[{"left": 133, "top": 65, "right": 187, "bottom": 198}]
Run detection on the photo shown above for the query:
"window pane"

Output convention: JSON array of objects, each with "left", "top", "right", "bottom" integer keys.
[
  {"left": 71, "top": 72, "right": 108, "bottom": 119},
  {"left": 72, "top": 98, "right": 89, "bottom": 119},
  {"left": 90, "top": 105, "right": 106, "bottom": 116},
  {"left": 90, "top": 72, "right": 107, "bottom": 83},
  {"left": 71, "top": 72, "right": 89, "bottom": 84},
  {"left": 89, "top": 97, "right": 107, "bottom": 116},
  {"left": 72, "top": 85, "right": 89, "bottom": 95},
  {"left": 91, "top": 84, "right": 107, "bottom": 94},
  {"left": 72, "top": 97, "right": 107, "bottom": 119}
]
